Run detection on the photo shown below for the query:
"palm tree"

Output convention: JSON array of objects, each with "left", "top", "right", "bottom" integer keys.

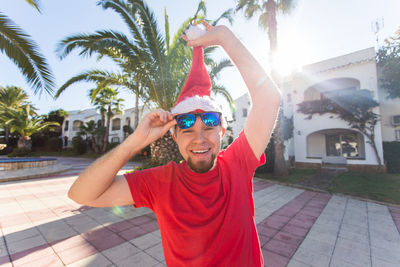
[
  {"left": 56, "top": 0, "right": 234, "bottom": 164},
  {"left": 89, "top": 86, "right": 124, "bottom": 153},
  {"left": 236, "top": 0, "right": 296, "bottom": 175},
  {"left": 0, "top": 2, "right": 54, "bottom": 96},
  {"left": 78, "top": 120, "right": 100, "bottom": 153},
  {"left": 7, "top": 105, "right": 59, "bottom": 150},
  {"left": 0, "top": 86, "right": 30, "bottom": 143}
]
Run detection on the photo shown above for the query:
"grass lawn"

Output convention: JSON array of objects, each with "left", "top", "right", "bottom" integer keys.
[
  {"left": 256, "top": 168, "right": 400, "bottom": 206},
  {"left": 255, "top": 168, "right": 317, "bottom": 184},
  {"left": 328, "top": 172, "right": 400, "bottom": 205}
]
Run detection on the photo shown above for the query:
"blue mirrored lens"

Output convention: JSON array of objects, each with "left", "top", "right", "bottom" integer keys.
[
  {"left": 201, "top": 112, "right": 220, "bottom": 126},
  {"left": 176, "top": 114, "right": 195, "bottom": 129}
]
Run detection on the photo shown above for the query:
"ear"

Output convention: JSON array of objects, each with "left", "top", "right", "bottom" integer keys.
[
  {"left": 172, "top": 131, "right": 177, "bottom": 142},
  {"left": 220, "top": 127, "right": 226, "bottom": 138}
]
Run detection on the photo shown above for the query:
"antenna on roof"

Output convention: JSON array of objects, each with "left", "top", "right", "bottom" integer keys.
[{"left": 371, "top": 18, "right": 384, "bottom": 49}]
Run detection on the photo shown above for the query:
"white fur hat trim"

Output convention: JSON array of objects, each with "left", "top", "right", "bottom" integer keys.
[{"left": 171, "top": 95, "right": 221, "bottom": 114}]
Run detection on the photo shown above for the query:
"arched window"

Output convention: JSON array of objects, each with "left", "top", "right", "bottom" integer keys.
[
  {"left": 306, "top": 129, "right": 365, "bottom": 159},
  {"left": 112, "top": 118, "right": 121, "bottom": 131},
  {"left": 72, "top": 120, "right": 83, "bottom": 131}
]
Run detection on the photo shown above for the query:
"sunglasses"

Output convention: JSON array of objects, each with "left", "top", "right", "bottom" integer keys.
[{"left": 175, "top": 112, "right": 221, "bottom": 129}]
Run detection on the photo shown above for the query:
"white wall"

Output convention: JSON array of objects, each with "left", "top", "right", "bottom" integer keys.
[{"left": 230, "top": 93, "right": 251, "bottom": 138}]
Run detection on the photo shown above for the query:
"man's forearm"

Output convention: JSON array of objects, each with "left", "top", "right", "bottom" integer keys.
[
  {"left": 218, "top": 26, "right": 281, "bottom": 157},
  {"left": 68, "top": 132, "right": 144, "bottom": 204}
]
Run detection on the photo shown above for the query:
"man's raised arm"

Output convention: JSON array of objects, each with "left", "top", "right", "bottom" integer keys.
[
  {"left": 67, "top": 110, "right": 176, "bottom": 207},
  {"left": 184, "top": 22, "right": 281, "bottom": 158}
]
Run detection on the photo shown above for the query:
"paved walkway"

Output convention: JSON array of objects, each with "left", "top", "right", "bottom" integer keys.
[{"left": 0, "top": 158, "right": 399, "bottom": 266}]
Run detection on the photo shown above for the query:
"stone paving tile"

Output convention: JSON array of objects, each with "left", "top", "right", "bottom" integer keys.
[
  {"left": 262, "top": 249, "right": 290, "bottom": 267},
  {"left": 389, "top": 206, "right": 400, "bottom": 233},
  {"left": 51, "top": 235, "right": 87, "bottom": 253},
  {"left": 145, "top": 243, "right": 165, "bottom": 262},
  {"left": 56, "top": 242, "right": 98, "bottom": 265},
  {"left": 130, "top": 232, "right": 162, "bottom": 250},
  {"left": 113, "top": 251, "right": 159, "bottom": 267},
  {"left": 9, "top": 244, "right": 54, "bottom": 266},
  {"left": 101, "top": 241, "right": 140, "bottom": 263},
  {"left": 65, "top": 253, "right": 112, "bottom": 267},
  {"left": 6, "top": 234, "right": 48, "bottom": 255},
  {"left": 0, "top": 256, "right": 12, "bottom": 267}
]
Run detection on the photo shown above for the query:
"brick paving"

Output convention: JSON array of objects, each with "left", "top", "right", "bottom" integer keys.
[{"left": 0, "top": 158, "right": 399, "bottom": 266}]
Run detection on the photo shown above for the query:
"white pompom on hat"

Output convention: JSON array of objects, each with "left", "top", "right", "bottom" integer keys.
[{"left": 171, "top": 25, "right": 225, "bottom": 130}]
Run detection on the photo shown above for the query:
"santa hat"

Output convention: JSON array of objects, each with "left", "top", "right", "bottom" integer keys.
[{"left": 171, "top": 46, "right": 222, "bottom": 115}]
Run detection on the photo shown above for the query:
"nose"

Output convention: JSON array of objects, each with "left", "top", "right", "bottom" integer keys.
[{"left": 191, "top": 118, "right": 207, "bottom": 142}]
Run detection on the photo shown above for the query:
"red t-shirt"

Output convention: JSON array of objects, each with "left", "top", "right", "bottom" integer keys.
[{"left": 124, "top": 131, "right": 266, "bottom": 266}]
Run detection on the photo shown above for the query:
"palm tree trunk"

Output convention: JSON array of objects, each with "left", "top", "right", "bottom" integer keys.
[
  {"left": 102, "top": 106, "right": 111, "bottom": 153},
  {"left": 5, "top": 127, "right": 10, "bottom": 143},
  {"left": 99, "top": 112, "right": 106, "bottom": 149},
  {"left": 273, "top": 107, "right": 289, "bottom": 175},
  {"left": 134, "top": 92, "right": 139, "bottom": 130},
  {"left": 266, "top": 0, "right": 288, "bottom": 175},
  {"left": 266, "top": 0, "right": 277, "bottom": 53},
  {"left": 91, "top": 136, "right": 99, "bottom": 153},
  {"left": 365, "top": 132, "right": 382, "bottom": 166},
  {"left": 17, "top": 136, "right": 32, "bottom": 150}
]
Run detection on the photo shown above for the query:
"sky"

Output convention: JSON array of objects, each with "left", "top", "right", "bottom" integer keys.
[{"left": 1, "top": 0, "right": 399, "bottom": 115}]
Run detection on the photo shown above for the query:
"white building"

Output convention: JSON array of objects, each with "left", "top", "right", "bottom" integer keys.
[
  {"left": 62, "top": 106, "right": 149, "bottom": 147},
  {"left": 231, "top": 47, "right": 399, "bottom": 172}
]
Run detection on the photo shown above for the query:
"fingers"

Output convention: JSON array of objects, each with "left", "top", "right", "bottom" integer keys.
[
  {"left": 181, "top": 34, "right": 189, "bottom": 42},
  {"left": 202, "top": 20, "right": 213, "bottom": 31},
  {"left": 182, "top": 20, "right": 218, "bottom": 47},
  {"left": 151, "top": 109, "right": 174, "bottom": 124}
]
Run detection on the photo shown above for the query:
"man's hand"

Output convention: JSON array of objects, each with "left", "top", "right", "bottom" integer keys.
[
  {"left": 133, "top": 109, "right": 177, "bottom": 146},
  {"left": 181, "top": 21, "right": 230, "bottom": 48}
]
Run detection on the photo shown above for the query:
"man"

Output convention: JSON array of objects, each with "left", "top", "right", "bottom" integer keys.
[{"left": 68, "top": 21, "right": 281, "bottom": 266}]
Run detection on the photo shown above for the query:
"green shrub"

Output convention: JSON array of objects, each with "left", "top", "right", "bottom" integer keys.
[
  {"left": 383, "top": 141, "right": 400, "bottom": 173},
  {"left": 8, "top": 147, "right": 32, "bottom": 157},
  {"left": 72, "top": 136, "right": 87, "bottom": 155},
  {"left": 255, "top": 135, "right": 275, "bottom": 174},
  {"left": 45, "top": 137, "right": 62, "bottom": 151},
  {"left": 130, "top": 158, "right": 165, "bottom": 172},
  {"left": 106, "top": 142, "right": 120, "bottom": 152}
]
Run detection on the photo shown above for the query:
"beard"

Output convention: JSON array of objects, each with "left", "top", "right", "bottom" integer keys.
[{"left": 187, "top": 152, "right": 217, "bottom": 173}]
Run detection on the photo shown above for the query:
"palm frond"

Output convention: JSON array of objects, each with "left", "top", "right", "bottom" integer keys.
[
  {"left": 211, "top": 84, "right": 236, "bottom": 112},
  {"left": 164, "top": 7, "right": 170, "bottom": 51},
  {"left": 258, "top": 12, "right": 269, "bottom": 30},
  {"left": 25, "top": 0, "right": 41, "bottom": 13},
  {"left": 192, "top": 0, "right": 207, "bottom": 22},
  {"left": 212, "top": 8, "right": 234, "bottom": 26},
  {"left": 209, "top": 59, "right": 233, "bottom": 80},
  {"left": 0, "top": 12, "right": 54, "bottom": 96},
  {"left": 55, "top": 69, "right": 132, "bottom": 98},
  {"left": 97, "top": 0, "right": 147, "bottom": 49},
  {"left": 276, "top": 0, "right": 296, "bottom": 14},
  {"left": 57, "top": 30, "right": 140, "bottom": 60}
]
